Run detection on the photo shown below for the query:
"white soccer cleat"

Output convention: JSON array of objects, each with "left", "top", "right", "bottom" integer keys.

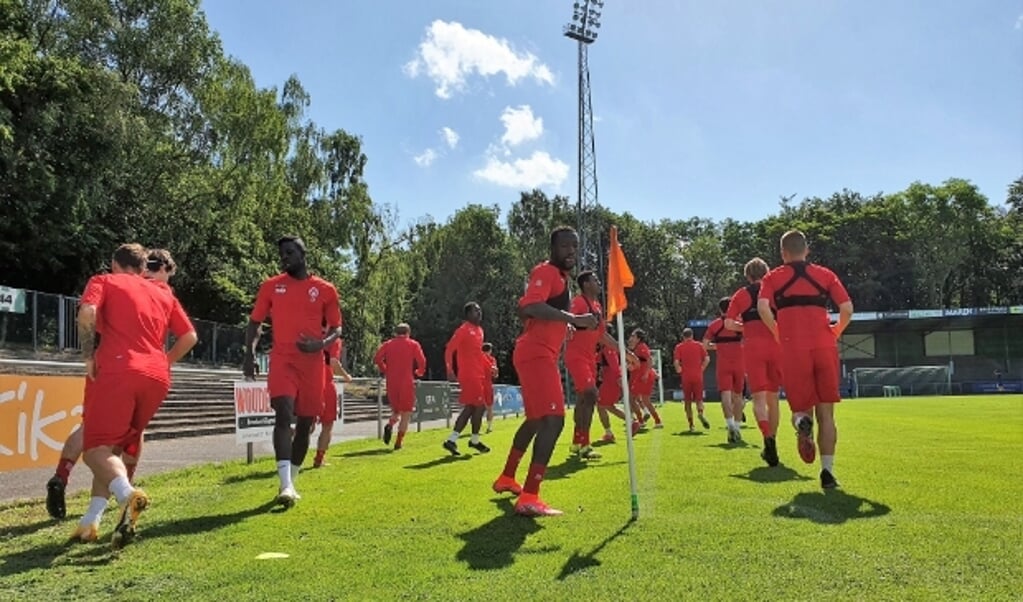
[{"left": 276, "top": 486, "right": 299, "bottom": 508}]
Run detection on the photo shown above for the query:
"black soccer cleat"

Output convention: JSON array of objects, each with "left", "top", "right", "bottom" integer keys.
[
  {"left": 820, "top": 469, "right": 840, "bottom": 490},
  {"left": 442, "top": 440, "right": 461, "bottom": 456},
  {"left": 46, "top": 476, "right": 67, "bottom": 520},
  {"left": 468, "top": 441, "right": 490, "bottom": 454},
  {"left": 383, "top": 423, "right": 393, "bottom": 446},
  {"left": 761, "top": 436, "right": 779, "bottom": 467}
]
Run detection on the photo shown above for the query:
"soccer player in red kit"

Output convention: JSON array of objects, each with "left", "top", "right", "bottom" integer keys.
[
  {"left": 442, "top": 302, "right": 490, "bottom": 455},
  {"left": 566, "top": 270, "right": 616, "bottom": 459},
  {"left": 627, "top": 329, "right": 662, "bottom": 428},
  {"left": 726, "top": 257, "right": 784, "bottom": 466},
  {"left": 757, "top": 230, "right": 853, "bottom": 489},
  {"left": 704, "top": 297, "right": 746, "bottom": 443},
  {"left": 492, "top": 227, "right": 598, "bottom": 516},
  {"left": 482, "top": 342, "right": 498, "bottom": 433},
  {"left": 374, "top": 323, "right": 427, "bottom": 450},
  {"left": 312, "top": 336, "right": 352, "bottom": 468},
  {"left": 673, "top": 328, "right": 710, "bottom": 432},
  {"left": 243, "top": 236, "right": 342, "bottom": 508},
  {"left": 72, "top": 244, "right": 196, "bottom": 547},
  {"left": 596, "top": 341, "right": 630, "bottom": 442}
]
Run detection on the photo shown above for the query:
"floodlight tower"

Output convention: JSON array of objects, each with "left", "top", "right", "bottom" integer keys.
[{"left": 563, "top": 0, "right": 604, "bottom": 283}]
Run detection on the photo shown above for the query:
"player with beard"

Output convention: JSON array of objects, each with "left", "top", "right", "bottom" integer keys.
[{"left": 492, "top": 227, "right": 598, "bottom": 516}]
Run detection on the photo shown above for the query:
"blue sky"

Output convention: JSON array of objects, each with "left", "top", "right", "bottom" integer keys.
[{"left": 199, "top": 0, "right": 1023, "bottom": 227}]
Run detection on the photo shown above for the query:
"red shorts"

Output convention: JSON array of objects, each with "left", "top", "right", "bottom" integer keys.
[
  {"left": 458, "top": 372, "right": 487, "bottom": 406},
  {"left": 782, "top": 346, "right": 841, "bottom": 413},
  {"left": 268, "top": 354, "right": 324, "bottom": 418},
  {"left": 716, "top": 362, "right": 745, "bottom": 395},
  {"left": 744, "top": 339, "right": 783, "bottom": 393},
  {"left": 386, "top": 379, "right": 416, "bottom": 413},
  {"left": 82, "top": 370, "right": 169, "bottom": 451},
  {"left": 598, "top": 378, "right": 621, "bottom": 407},
  {"left": 681, "top": 378, "right": 704, "bottom": 402},
  {"left": 566, "top": 354, "right": 597, "bottom": 393},
  {"left": 628, "top": 370, "right": 654, "bottom": 397},
  {"left": 513, "top": 346, "right": 564, "bottom": 420},
  {"left": 320, "top": 370, "right": 339, "bottom": 425}
]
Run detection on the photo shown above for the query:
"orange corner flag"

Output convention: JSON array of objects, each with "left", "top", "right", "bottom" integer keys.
[{"left": 606, "top": 226, "right": 635, "bottom": 320}]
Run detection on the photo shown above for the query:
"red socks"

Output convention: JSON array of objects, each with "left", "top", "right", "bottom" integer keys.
[
  {"left": 502, "top": 447, "right": 525, "bottom": 479},
  {"left": 396, "top": 431, "right": 406, "bottom": 447},
  {"left": 55, "top": 457, "right": 76, "bottom": 485},
  {"left": 757, "top": 420, "right": 771, "bottom": 437},
  {"left": 523, "top": 463, "right": 547, "bottom": 495},
  {"left": 573, "top": 428, "right": 591, "bottom": 446},
  {"left": 650, "top": 409, "right": 662, "bottom": 424}
]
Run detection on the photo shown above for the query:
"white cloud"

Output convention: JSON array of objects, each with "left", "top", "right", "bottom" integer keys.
[
  {"left": 473, "top": 151, "right": 569, "bottom": 189},
  {"left": 440, "top": 126, "right": 460, "bottom": 149},
  {"left": 499, "top": 105, "right": 544, "bottom": 147},
  {"left": 413, "top": 148, "right": 438, "bottom": 167},
  {"left": 404, "top": 20, "right": 555, "bottom": 99}
]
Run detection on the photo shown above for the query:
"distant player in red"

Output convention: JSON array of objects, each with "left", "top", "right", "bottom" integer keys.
[
  {"left": 72, "top": 244, "right": 196, "bottom": 547},
  {"left": 482, "top": 342, "right": 499, "bottom": 433},
  {"left": 374, "top": 323, "right": 427, "bottom": 450},
  {"left": 442, "top": 302, "right": 490, "bottom": 455},
  {"left": 595, "top": 339, "right": 630, "bottom": 442},
  {"left": 726, "top": 257, "right": 784, "bottom": 466},
  {"left": 46, "top": 248, "right": 181, "bottom": 520},
  {"left": 704, "top": 297, "right": 746, "bottom": 443},
  {"left": 627, "top": 329, "right": 662, "bottom": 428},
  {"left": 565, "top": 270, "right": 615, "bottom": 459},
  {"left": 673, "top": 328, "right": 710, "bottom": 432},
  {"left": 243, "top": 236, "right": 342, "bottom": 508},
  {"left": 492, "top": 227, "right": 598, "bottom": 517},
  {"left": 758, "top": 230, "right": 853, "bottom": 489},
  {"left": 312, "top": 336, "right": 352, "bottom": 468}
]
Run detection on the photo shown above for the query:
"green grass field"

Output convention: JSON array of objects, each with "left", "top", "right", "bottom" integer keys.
[{"left": 1, "top": 396, "right": 1021, "bottom": 601}]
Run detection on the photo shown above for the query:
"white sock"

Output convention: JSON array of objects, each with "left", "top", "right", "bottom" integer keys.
[
  {"left": 80, "top": 496, "right": 108, "bottom": 526},
  {"left": 470, "top": 433, "right": 480, "bottom": 444},
  {"left": 290, "top": 463, "right": 300, "bottom": 483},
  {"left": 447, "top": 431, "right": 459, "bottom": 443},
  {"left": 277, "top": 460, "right": 293, "bottom": 489},
  {"left": 109, "top": 475, "right": 134, "bottom": 505},
  {"left": 822, "top": 455, "right": 835, "bottom": 473},
  {"left": 726, "top": 418, "right": 735, "bottom": 429}
]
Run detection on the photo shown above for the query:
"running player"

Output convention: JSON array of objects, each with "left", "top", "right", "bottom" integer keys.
[
  {"left": 757, "top": 230, "right": 853, "bottom": 489},
  {"left": 374, "top": 323, "right": 427, "bottom": 450},
  {"left": 673, "top": 328, "right": 710, "bottom": 432},
  {"left": 566, "top": 270, "right": 615, "bottom": 459},
  {"left": 725, "top": 257, "right": 783, "bottom": 466},
  {"left": 243, "top": 236, "right": 342, "bottom": 507},
  {"left": 595, "top": 338, "right": 630, "bottom": 442},
  {"left": 704, "top": 297, "right": 745, "bottom": 442},
  {"left": 492, "top": 227, "right": 598, "bottom": 516},
  {"left": 627, "top": 329, "right": 662, "bottom": 428},
  {"left": 482, "top": 342, "right": 498, "bottom": 433},
  {"left": 71, "top": 244, "right": 196, "bottom": 547},
  {"left": 312, "top": 335, "right": 352, "bottom": 467},
  {"left": 442, "top": 302, "right": 490, "bottom": 455}
]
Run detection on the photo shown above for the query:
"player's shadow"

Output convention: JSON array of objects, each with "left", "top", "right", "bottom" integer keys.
[
  {"left": 340, "top": 449, "right": 393, "bottom": 458},
  {"left": 772, "top": 490, "right": 891, "bottom": 524},
  {"left": 455, "top": 498, "right": 543, "bottom": 570},
  {"left": 546, "top": 458, "right": 626, "bottom": 482},
  {"left": 674, "top": 430, "right": 706, "bottom": 437},
  {"left": 706, "top": 440, "right": 753, "bottom": 450},
  {"left": 557, "top": 518, "right": 634, "bottom": 580},
  {"left": 731, "top": 465, "right": 813, "bottom": 483},
  {"left": 0, "top": 517, "right": 64, "bottom": 539},
  {"left": 404, "top": 455, "right": 473, "bottom": 470},
  {"left": 221, "top": 469, "right": 277, "bottom": 485}
]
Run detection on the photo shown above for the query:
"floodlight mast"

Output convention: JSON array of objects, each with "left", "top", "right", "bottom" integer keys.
[{"left": 563, "top": 0, "right": 604, "bottom": 291}]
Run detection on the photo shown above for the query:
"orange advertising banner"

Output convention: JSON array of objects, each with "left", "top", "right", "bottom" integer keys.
[{"left": 0, "top": 375, "right": 85, "bottom": 472}]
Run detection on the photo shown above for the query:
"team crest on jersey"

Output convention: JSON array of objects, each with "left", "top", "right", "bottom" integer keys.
[
  {"left": 308, "top": 286, "right": 319, "bottom": 302},
  {"left": 275, "top": 284, "right": 287, "bottom": 294}
]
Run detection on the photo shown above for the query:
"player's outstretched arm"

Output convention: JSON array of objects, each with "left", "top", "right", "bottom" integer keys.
[{"left": 521, "top": 302, "right": 598, "bottom": 330}]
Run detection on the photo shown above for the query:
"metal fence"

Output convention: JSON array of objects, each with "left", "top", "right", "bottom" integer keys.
[{"left": 0, "top": 288, "right": 247, "bottom": 366}]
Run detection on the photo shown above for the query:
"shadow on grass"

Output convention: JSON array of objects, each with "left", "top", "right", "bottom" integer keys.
[
  {"left": 674, "top": 430, "right": 706, "bottom": 437},
  {"left": 455, "top": 498, "right": 542, "bottom": 570},
  {"left": 340, "top": 449, "right": 392, "bottom": 459},
  {"left": 772, "top": 489, "right": 891, "bottom": 524},
  {"left": 0, "top": 517, "right": 65, "bottom": 539},
  {"left": 731, "top": 465, "right": 814, "bottom": 483},
  {"left": 706, "top": 440, "right": 753, "bottom": 450},
  {"left": 404, "top": 455, "right": 473, "bottom": 471},
  {"left": 221, "top": 470, "right": 276, "bottom": 485},
  {"left": 557, "top": 518, "right": 634, "bottom": 580}
]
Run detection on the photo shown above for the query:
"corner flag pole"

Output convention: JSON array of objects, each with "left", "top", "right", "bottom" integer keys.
[{"left": 606, "top": 225, "right": 639, "bottom": 520}]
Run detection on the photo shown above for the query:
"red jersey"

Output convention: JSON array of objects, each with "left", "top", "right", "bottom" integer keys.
[
  {"left": 80, "top": 273, "right": 194, "bottom": 382},
  {"left": 375, "top": 335, "right": 427, "bottom": 384},
  {"left": 250, "top": 274, "right": 342, "bottom": 358},
  {"left": 759, "top": 261, "right": 850, "bottom": 350},
  {"left": 516, "top": 261, "right": 570, "bottom": 357},
  {"left": 599, "top": 346, "right": 622, "bottom": 384},
  {"left": 629, "top": 341, "right": 653, "bottom": 379},
  {"left": 566, "top": 294, "right": 603, "bottom": 360},
  {"left": 445, "top": 321, "right": 485, "bottom": 377},
  {"left": 485, "top": 354, "right": 498, "bottom": 380},
  {"left": 673, "top": 339, "right": 707, "bottom": 380},
  {"left": 703, "top": 317, "right": 743, "bottom": 367},
  {"left": 726, "top": 283, "right": 774, "bottom": 342}
]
